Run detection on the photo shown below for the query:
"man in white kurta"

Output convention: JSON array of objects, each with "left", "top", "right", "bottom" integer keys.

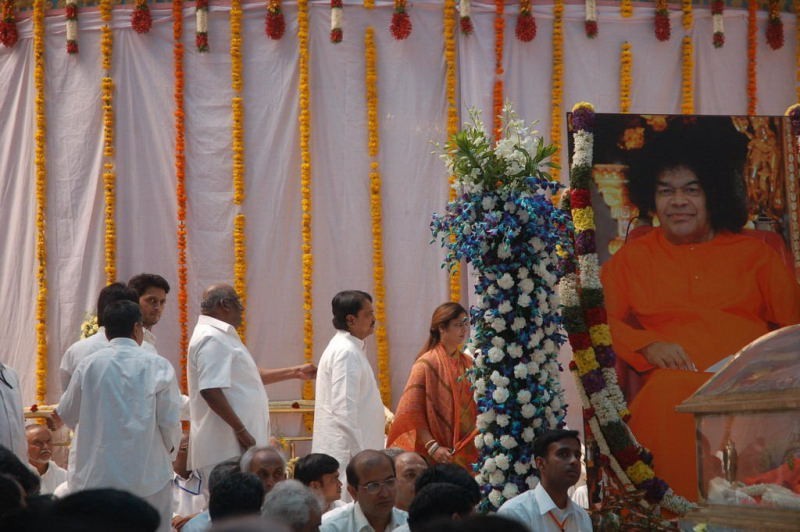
[
  {"left": 312, "top": 291, "right": 386, "bottom": 497},
  {"left": 25, "top": 424, "right": 68, "bottom": 495},
  {"left": 58, "top": 300, "right": 182, "bottom": 532},
  {"left": 0, "top": 362, "right": 27, "bottom": 463}
]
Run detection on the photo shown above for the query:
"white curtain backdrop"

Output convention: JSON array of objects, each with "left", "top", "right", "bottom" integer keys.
[{"left": 0, "top": 1, "right": 796, "bottom": 437}]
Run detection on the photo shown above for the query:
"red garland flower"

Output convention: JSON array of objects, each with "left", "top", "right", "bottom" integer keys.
[
  {"left": 331, "top": 28, "right": 343, "bottom": 43},
  {"left": 196, "top": 32, "right": 209, "bottom": 52},
  {"left": 766, "top": 17, "right": 784, "bottom": 50},
  {"left": 568, "top": 332, "right": 592, "bottom": 350},
  {"left": 655, "top": 11, "right": 670, "bottom": 41},
  {"left": 585, "top": 19, "right": 597, "bottom": 38},
  {"left": 390, "top": 11, "right": 412, "bottom": 40},
  {"left": 0, "top": 20, "right": 17, "bottom": 47},
  {"left": 30, "top": 404, "right": 39, "bottom": 413},
  {"left": 515, "top": 12, "right": 536, "bottom": 42},
  {"left": 585, "top": 306, "right": 608, "bottom": 326},
  {"left": 197, "top": 0, "right": 208, "bottom": 9},
  {"left": 266, "top": 9, "right": 285, "bottom": 40},
  {"left": 615, "top": 445, "right": 641, "bottom": 468},
  {"left": 583, "top": 407, "right": 596, "bottom": 418},
  {"left": 66, "top": 4, "right": 78, "bottom": 19},
  {"left": 460, "top": 15, "right": 473, "bottom": 35},
  {"left": 569, "top": 188, "right": 591, "bottom": 209},
  {"left": 67, "top": 40, "right": 79, "bottom": 54},
  {"left": 131, "top": 4, "right": 153, "bottom": 34}
]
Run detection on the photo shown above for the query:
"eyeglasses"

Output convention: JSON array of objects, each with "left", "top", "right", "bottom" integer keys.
[{"left": 359, "top": 476, "right": 396, "bottom": 495}]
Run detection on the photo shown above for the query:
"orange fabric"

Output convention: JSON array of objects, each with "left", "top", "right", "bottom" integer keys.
[
  {"left": 744, "top": 458, "right": 800, "bottom": 493},
  {"left": 386, "top": 345, "right": 478, "bottom": 470},
  {"left": 601, "top": 228, "right": 800, "bottom": 500}
]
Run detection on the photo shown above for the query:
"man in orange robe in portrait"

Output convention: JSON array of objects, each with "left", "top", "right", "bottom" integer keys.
[{"left": 601, "top": 122, "right": 800, "bottom": 501}]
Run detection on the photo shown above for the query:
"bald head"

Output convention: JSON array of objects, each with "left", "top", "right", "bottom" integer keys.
[
  {"left": 201, "top": 284, "right": 243, "bottom": 327},
  {"left": 346, "top": 450, "right": 395, "bottom": 488},
  {"left": 241, "top": 447, "right": 286, "bottom": 494}
]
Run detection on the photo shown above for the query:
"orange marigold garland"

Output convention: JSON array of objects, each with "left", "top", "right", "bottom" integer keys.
[
  {"left": 390, "top": 0, "right": 412, "bottom": 40},
  {"left": 549, "top": 0, "right": 564, "bottom": 173},
  {"left": 711, "top": 0, "right": 724, "bottom": 48},
  {"left": 748, "top": 0, "right": 757, "bottom": 115},
  {"left": 681, "top": 0, "right": 692, "bottom": 31},
  {"left": 173, "top": 0, "right": 189, "bottom": 392},
  {"left": 33, "top": 0, "right": 48, "bottom": 403},
  {"left": 585, "top": 0, "right": 597, "bottom": 38},
  {"left": 196, "top": 0, "right": 209, "bottom": 52},
  {"left": 231, "top": 0, "right": 248, "bottom": 338},
  {"left": 492, "top": 0, "right": 504, "bottom": 141},
  {"left": 619, "top": 42, "right": 632, "bottom": 113},
  {"left": 266, "top": 0, "right": 285, "bottom": 40},
  {"left": 0, "top": 0, "right": 18, "bottom": 48},
  {"left": 444, "top": 0, "right": 461, "bottom": 300},
  {"left": 681, "top": 36, "right": 694, "bottom": 114},
  {"left": 655, "top": 0, "right": 670, "bottom": 41},
  {"left": 331, "top": 0, "right": 342, "bottom": 43},
  {"left": 459, "top": 0, "right": 473, "bottom": 35},
  {"left": 766, "top": 0, "right": 784, "bottom": 50},
  {"left": 66, "top": 1, "right": 78, "bottom": 54},
  {"left": 620, "top": 0, "right": 632, "bottom": 19},
  {"left": 101, "top": 0, "right": 117, "bottom": 283},
  {"left": 132, "top": 0, "right": 152, "bottom": 34},
  {"left": 516, "top": 0, "right": 536, "bottom": 42}
]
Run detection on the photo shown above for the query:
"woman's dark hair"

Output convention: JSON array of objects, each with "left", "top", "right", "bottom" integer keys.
[
  {"left": 627, "top": 118, "right": 749, "bottom": 233},
  {"left": 418, "top": 302, "right": 468, "bottom": 357},
  {"left": 331, "top": 291, "right": 372, "bottom": 331}
]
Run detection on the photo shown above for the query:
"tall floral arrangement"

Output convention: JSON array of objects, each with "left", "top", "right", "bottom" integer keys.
[{"left": 432, "top": 105, "right": 571, "bottom": 512}]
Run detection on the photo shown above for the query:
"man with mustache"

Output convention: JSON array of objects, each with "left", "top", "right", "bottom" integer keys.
[
  {"left": 312, "top": 291, "right": 386, "bottom": 500},
  {"left": 25, "top": 424, "right": 67, "bottom": 495}
]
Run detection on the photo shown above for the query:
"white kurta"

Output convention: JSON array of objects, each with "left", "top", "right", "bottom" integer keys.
[
  {"left": 58, "top": 337, "right": 182, "bottom": 497},
  {"left": 312, "top": 331, "right": 385, "bottom": 484},
  {"left": 59, "top": 327, "right": 110, "bottom": 391},
  {"left": 497, "top": 482, "right": 593, "bottom": 532},
  {"left": 187, "top": 315, "right": 270, "bottom": 471},
  {"left": 39, "top": 460, "right": 68, "bottom": 495},
  {"left": 0, "top": 363, "right": 27, "bottom": 463}
]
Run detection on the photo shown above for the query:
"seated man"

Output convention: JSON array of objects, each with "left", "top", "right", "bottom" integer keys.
[
  {"left": 293, "top": 453, "right": 344, "bottom": 513},
  {"left": 179, "top": 459, "right": 239, "bottom": 532},
  {"left": 25, "top": 424, "right": 66, "bottom": 495},
  {"left": 497, "top": 430, "right": 591, "bottom": 532},
  {"left": 602, "top": 122, "right": 800, "bottom": 499},
  {"left": 390, "top": 452, "right": 427, "bottom": 512},
  {"left": 321, "top": 450, "right": 407, "bottom": 532},
  {"left": 404, "top": 483, "right": 474, "bottom": 531},
  {"left": 207, "top": 473, "right": 264, "bottom": 527},
  {"left": 261, "top": 479, "right": 322, "bottom": 532},
  {"left": 240, "top": 447, "right": 286, "bottom": 495}
]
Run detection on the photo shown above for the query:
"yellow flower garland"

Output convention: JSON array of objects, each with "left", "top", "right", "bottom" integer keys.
[
  {"left": 298, "top": 0, "right": 314, "bottom": 428},
  {"left": 174, "top": 0, "right": 189, "bottom": 393},
  {"left": 549, "top": 0, "right": 564, "bottom": 174},
  {"left": 365, "top": 27, "right": 392, "bottom": 406},
  {"left": 619, "top": 41, "right": 632, "bottom": 113},
  {"left": 620, "top": 0, "right": 632, "bottom": 18},
  {"left": 681, "top": 0, "right": 692, "bottom": 31},
  {"left": 100, "top": 0, "right": 115, "bottom": 283},
  {"left": 681, "top": 36, "right": 694, "bottom": 114},
  {"left": 33, "top": 0, "right": 48, "bottom": 404},
  {"left": 230, "top": 0, "right": 247, "bottom": 339},
  {"left": 444, "top": 0, "right": 460, "bottom": 301}
]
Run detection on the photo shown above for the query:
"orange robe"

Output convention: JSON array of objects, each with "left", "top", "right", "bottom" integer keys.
[
  {"left": 386, "top": 345, "right": 478, "bottom": 470},
  {"left": 601, "top": 229, "right": 800, "bottom": 500}
]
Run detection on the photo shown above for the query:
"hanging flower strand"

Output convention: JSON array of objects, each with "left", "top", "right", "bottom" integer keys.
[
  {"left": 681, "top": 36, "right": 694, "bottom": 114},
  {"left": 550, "top": 0, "right": 564, "bottom": 172},
  {"left": 331, "top": 0, "right": 343, "bottom": 43},
  {"left": 492, "top": 0, "right": 505, "bottom": 141},
  {"left": 444, "top": 0, "right": 461, "bottom": 301},
  {"left": 620, "top": 0, "right": 632, "bottom": 18},
  {"left": 619, "top": 42, "right": 632, "bottom": 113},
  {"left": 132, "top": 0, "right": 153, "bottom": 34},
  {"left": 711, "top": 0, "right": 724, "bottom": 48},
  {"left": 0, "top": 0, "right": 18, "bottom": 48},
  {"left": 766, "top": 0, "right": 784, "bottom": 50},
  {"left": 681, "top": 0, "right": 692, "bottom": 31},
  {"left": 459, "top": 0, "right": 473, "bottom": 35},
  {"left": 196, "top": 0, "right": 209, "bottom": 52},
  {"left": 390, "top": 0, "right": 412, "bottom": 40},
  {"left": 100, "top": 0, "right": 117, "bottom": 283},
  {"left": 66, "top": 0, "right": 79, "bottom": 53},
  {"left": 515, "top": 0, "right": 536, "bottom": 42},
  {"left": 266, "top": 0, "right": 285, "bottom": 40},
  {"left": 655, "top": 0, "right": 670, "bottom": 41},
  {"left": 747, "top": 0, "right": 757, "bottom": 115},
  {"left": 585, "top": 0, "right": 597, "bottom": 38}
]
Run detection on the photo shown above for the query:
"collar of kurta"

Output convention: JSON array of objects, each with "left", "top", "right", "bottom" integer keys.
[
  {"left": 533, "top": 482, "right": 577, "bottom": 519},
  {"left": 197, "top": 314, "right": 237, "bottom": 336},
  {"left": 109, "top": 337, "right": 140, "bottom": 348},
  {"left": 335, "top": 329, "right": 366, "bottom": 350}
]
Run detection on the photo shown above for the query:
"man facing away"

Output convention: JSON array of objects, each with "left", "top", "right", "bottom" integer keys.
[
  {"left": 128, "top": 273, "right": 171, "bottom": 352},
  {"left": 497, "top": 430, "right": 592, "bottom": 532},
  {"left": 0, "top": 362, "right": 27, "bottom": 464},
  {"left": 58, "top": 300, "right": 182, "bottom": 532},
  {"left": 312, "top": 291, "right": 386, "bottom": 496},
  {"left": 25, "top": 424, "right": 67, "bottom": 495},
  {"left": 187, "top": 283, "right": 315, "bottom": 500}
]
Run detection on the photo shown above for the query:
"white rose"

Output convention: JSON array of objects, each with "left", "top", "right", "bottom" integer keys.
[
  {"left": 497, "top": 245, "right": 512, "bottom": 259},
  {"left": 483, "top": 457, "right": 497, "bottom": 473},
  {"left": 538, "top": 371, "right": 549, "bottom": 384},
  {"left": 487, "top": 347, "right": 504, "bottom": 363},
  {"left": 502, "top": 483, "right": 519, "bottom": 499},
  {"left": 518, "top": 293, "right": 532, "bottom": 308},
  {"left": 507, "top": 343, "right": 523, "bottom": 358},
  {"left": 519, "top": 278, "right": 534, "bottom": 294},
  {"left": 498, "top": 301, "right": 513, "bottom": 314},
  {"left": 521, "top": 404, "right": 536, "bottom": 418},
  {"left": 513, "top": 363, "right": 528, "bottom": 379},
  {"left": 474, "top": 434, "right": 484, "bottom": 449},
  {"left": 517, "top": 390, "right": 532, "bottom": 404},
  {"left": 488, "top": 489, "right": 503, "bottom": 507},
  {"left": 492, "top": 387, "right": 510, "bottom": 403},
  {"left": 495, "top": 454, "right": 510, "bottom": 470},
  {"left": 492, "top": 317, "right": 507, "bottom": 333},
  {"left": 551, "top": 397, "right": 562, "bottom": 410},
  {"left": 474, "top": 378, "right": 487, "bottom": 395},
  {"left": 533, "top": 350, "right": 546, "bottom": 364},
  {"left": 533, "top": 418, "right": 543, "bottom": 428},
  {"left": 489, "top": 470, "right": 506, "bottom": 485},
  {"left": 514, "top": 461, "right": 530, "bottom": 475},
  {"left": 497, "top": 273, "right": 514, "bottom": 290},
  {"left": 511, "top": 317, "right": 526, "bottom": 331},
  {"left": 484, "top": 433, "right": 495, "bottom": 447},
  {"left": 526, "top": 475, "right": 539, "bottom": 489},
  {"left": 474, "top": 353, "right": 485, "bottom": 368},
  {"left": 496, "top": 414, "right": 510, "bottom": 427},
  {"left": 481, "top": 196, "right": 496, "bottom": 211},
  {"left": 518, "top": 210, "right": 530, "bottom": 223},
  {"left": 522, "top": 427, "right": 535, "bottom": 442},
  {"left": 517, "top": 267, "right": 529, "bottom": 279},
  {"left": 487, "top": 285, "right": 498, "bottom": 296},
  {"left": 478, "top": 410, "right": 496, "bottom": 424},
  {"left": 530, "top": 237, "right": 545, "bottom": 251},
  {"left": 500, "top": 435, "right": 518, "bottom": 449},
  {"left": 544, "top": 323, "right": 556, "bottom": 335}
]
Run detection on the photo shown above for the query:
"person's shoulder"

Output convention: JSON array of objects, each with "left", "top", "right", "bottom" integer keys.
[{"left": 497, "top": 488, "right": 537, "bottom": 513}]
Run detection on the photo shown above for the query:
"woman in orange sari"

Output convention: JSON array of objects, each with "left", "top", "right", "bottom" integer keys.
[{"left": 387, "top": 302, "right": 478, "bottom": 469}]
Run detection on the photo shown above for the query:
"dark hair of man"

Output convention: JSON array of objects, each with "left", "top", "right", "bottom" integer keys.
[
  {"left": 627, "top": 118, "right": 749, "bottom": 233},
  {"left": 407, "top": 483, "right": 473, "bottom": 529},
  {"left": 414, "top": 463, "right": 480, "bottom": 506},
  {"left": 413, "top": 514, "right": 529, "bottom": 532},
  {"left": 208, "top": 459, "right": 241, "bottom": 493},
  {"left": 345, "top": 450, "right": 394, "bottom": 488},
  {"left": 102, "top": 300, "right": 142, "bottom": 340},
  {"left": 208, "top": 472, "right": 265, "bottom": 522},
  {"left": 331, "top": 291, "right": 372, "bottom": 331},
  {"left": 127, "top": 273, "right": 171, "bottom": 297},
  {"left": 533, "top": 429, "right": 580, "bottom": 460},
  {"left": 293, "top": 453, "right": 339, "bottom": 485},
  {"left": 47, "top": 488, "right": 160, "bottom": 532},
  {"left": 0, "top": 445, "right": 41, "bottom": 497},
  {"left": 95, "top": 283, "right": 139, "bottom": 328}
]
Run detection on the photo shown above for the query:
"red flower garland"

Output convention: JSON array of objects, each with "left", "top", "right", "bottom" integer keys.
[
  {"left": 66, "top": 1, "right": 79, "bottom": 53},
  {"left": 459, "top": 0, "right": 473, "bottom": 35},
  {"left": 331, "top": 0, "right": 343, "bottom": 43},
  {"left": 585, "top": 20, "right": 597, "bottom": 38},
  {"left": 266, "top": 0, "right": 285, "bottom": 40},
  {"left": 711, "top": 0, "right": 724, "bottom": 48},
  {"left": 0, "top": 0, "right": 18, "bottom": 48},
  {"left": 654, "top": 0, "right": 670, "bottom": 41},
  {"left": 196, "top": 0, "right": 209, "bottom": 52},
  {"left": 390, "top": 0, "right": 412, "bottom": 40},
  {"left": 766, "top": 0, "right": 784, "bottom": 50},
  {"left": 515, "top": 0, "right": 536, "bottom": 42},
  {"left": 132, "top": 0, "right": 153, "bottom": 34}
]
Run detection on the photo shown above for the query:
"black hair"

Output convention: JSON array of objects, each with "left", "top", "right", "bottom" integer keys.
[
  {"left": 102, "top": 300, "right": 142, "bottom": 340},
  {"left": 627, "top": 118, "right": 749, "bottom": 233},
  {"left": 0, "top": 445, "right": 40, "bottom": 497},
  {"left": 533, "top": 429, "right": 581, "bottom": 459},
  {"left": 95, "top": 283, "right": 138, "bottom": 327},
  {"left": 331, "top": 291, "right": 372, "bottom": 331},
  {"left": 208, "top": 472, "right": 265, "bottom": 522},
  {"left": 345, "top": 450, "right": 394, "bottom": 488},
  {"left": 293, "top": 453, "right": 340, "bottom": 485},
  {"left": 47, "top": 488, "right": 160, "bottom": 532},
  {"left": 414, "top": 463, "right": 480, "bottom": 506},
  {"left": 127, "top": 273, "right": 171, "bottom": 297},
  {"left": 208, "top": 458, "right": 241, "bottom": 493},
  {"left": 407, "top": 483, "right": 473, "bottom": 529},
  {"left": 413, "top": 514, "right": 529, "bottom": 532}
]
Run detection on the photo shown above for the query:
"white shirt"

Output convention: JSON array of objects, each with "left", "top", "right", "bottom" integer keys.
[
  {"left": 39, "top": 460, "right": 68, "bottom": 495},
  {"left": 0, "top": 363, "right": 27, "bottom": 463},
  {"left": 180, "top": 510, "right": 210, "bottom": 532},
  {"left": 312, "top": 331, "right": 385, "bottom": 489},
  {"left": 497, "top": 482, "right": 593, "bottom": 532},
  {"left": 321, "top": 501, "right": 407, "bottom": 532},
  {"left": 187, "top": 315, "right": 270, "bottom": 470},
  {"left": 58, "top": 337, "right": 182, "bottom": 497},
  {"left": 172, "top": 470, "right": 205, "bottom": 517},
  {"left": 59, "top": 327, "right": 110, "bottom": 391}
]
